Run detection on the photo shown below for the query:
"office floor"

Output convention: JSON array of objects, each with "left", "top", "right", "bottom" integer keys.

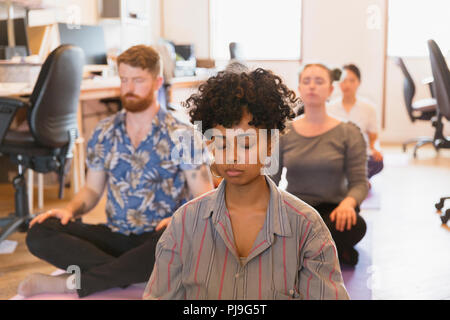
[
  {"left": 0, "top": 186, "right": 107, "bottom": 300},
  {"left": 0, "top": 143, "right": 449, "bottom": 300},
  {"left": 370, "top": 144, "right": 450, "bottom": 299}
]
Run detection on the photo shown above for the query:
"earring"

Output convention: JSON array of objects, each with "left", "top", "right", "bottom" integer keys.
[
  {"left": 210, "top": 162, "right": 222, "bottom": 178},
  {"left": 260, "top": 156, "right": 275, "bottom": 175},
  {"left": 264, "top": 157, "right": 272, "bottom": 167}
]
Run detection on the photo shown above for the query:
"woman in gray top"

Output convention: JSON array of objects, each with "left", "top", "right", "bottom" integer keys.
[{"left": 272, "top": 63, "right": 369, "bottom": 266}]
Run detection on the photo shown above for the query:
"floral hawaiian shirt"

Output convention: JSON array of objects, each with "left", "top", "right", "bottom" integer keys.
[{"left": 86, "top": 108, "right": 205, "bottom": 235}]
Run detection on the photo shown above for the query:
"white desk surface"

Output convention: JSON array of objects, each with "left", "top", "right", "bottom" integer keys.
[
  {"left": 0, "top": 82, "right": 32, "bottom": 96},
  {"left": 0, "top": 76, "right": 121, "bottom": 97},
  {"left": 0, "top": 73, "right": 216, "bottom": 97}
]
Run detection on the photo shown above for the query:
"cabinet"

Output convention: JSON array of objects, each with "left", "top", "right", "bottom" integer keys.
[
  {"left": 98, "top": 0, "right": 149, "bottom": 26},
  {"left": 98, "top": 0, "right": 151, "bottom": 51}
]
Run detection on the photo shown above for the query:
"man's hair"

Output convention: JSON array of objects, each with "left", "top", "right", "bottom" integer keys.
[
  {"left": 117, "top": 45, "right": 162, "bottom": 78},
  {"left": 343, "top": 64, "right": 361, "bottom": 82},
  {"left": 185, "top": 68, "right": 297, "bottom": 134},
  {"left": 299, "top": 63, "right": 342, "bottom": 83}
]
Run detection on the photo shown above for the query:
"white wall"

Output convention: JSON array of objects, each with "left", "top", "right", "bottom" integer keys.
[
  {"left": 161, "top": 0, "right": 385, "bottom": 125},
  {"left": 17, "top": 0, "right": 445, "bottom": 143},
  {"left": 162, "top": 0, "right": 210, "bottom": 58},
  {"left": 302, "top": 0, "right": 386, "bottom": 111},
  {"left": 161, "top": 0, "right": 387, "bottom": 104},
  {"left": 161, "top": 0, "right": 450, "bottom": 143}
]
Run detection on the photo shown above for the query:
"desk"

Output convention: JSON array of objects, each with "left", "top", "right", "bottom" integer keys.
[
  {"left": 169, "top": 75, "right": 209, "bottom": 88},
  {"left": 0, "top": 76, "right": 121, "bottom": 136},
  {"left": 0, "top": 74, "right": 209, "bottom": 202},
  {"left": 73, "top": 77, "right": 122, "bottom": 194},
  {"left": 167, "top": 74, "right": 210, "bottom": 97},
  {"left": 78, "top": 77, "right": 121, "bottom": 132},
  {"left": 0, "top": 61, "right": 41, "bottom": 83},
  {"left": 0, "top": 82, "right": 33, "bottom": 96},
  {"left": 0, "top": 74, "right": 211, "bottom": 135}
]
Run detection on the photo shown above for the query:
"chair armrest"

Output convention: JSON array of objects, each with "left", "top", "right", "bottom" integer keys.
[
  {"left": 421, "top": 76, "right": 435, "bottom": 98},
  {"left": 421, "top": 76, "right": 434, "bottom": 85},
  {"left": 0, "top": 96, "right": 31, "bottom": 144}
]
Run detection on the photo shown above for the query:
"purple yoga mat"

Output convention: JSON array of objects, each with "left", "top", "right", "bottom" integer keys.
[
  {"left": 10, "top": 269, "right": 145, "bottom": 300},
  {"left": 12, "top": 224, "right": 373, "bottom": 300},
  {"left": 11, "top": 284, "right": 145, "bottom": 300}
]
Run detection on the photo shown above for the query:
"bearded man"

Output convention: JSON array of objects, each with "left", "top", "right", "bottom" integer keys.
[{"left": 18, "top": 45, "right": 214, "bottom": 298}]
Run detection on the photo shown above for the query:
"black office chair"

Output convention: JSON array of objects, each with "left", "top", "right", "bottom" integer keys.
[
  {"left": 427, "top": 40, "right": 450, "bottom": 152},
  {"left": 0, "top": 45, "right": 84, "bottom": 243},
  {"left": 428, "top": 39, "right": 450, "bottom": 225},
  {"left": 229, "top": 42, "right": 244, "bottom": 61},
  {"left": 394, "top": 57, "right": 437, "bottom": 158}
]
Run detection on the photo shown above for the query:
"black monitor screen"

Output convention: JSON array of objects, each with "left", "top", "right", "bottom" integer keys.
[
  {"left": 0, "top": 18, "right": 30, "bottom": 55},
  {"left": 58, "top": 23, "right": 107, "bottom": 65},
  {"left": 175, "top": 44, "right": 194, "bottom": 61}
]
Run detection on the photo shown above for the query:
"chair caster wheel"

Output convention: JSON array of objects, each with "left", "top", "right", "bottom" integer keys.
[
  {"left": 441, "top": 209, "right": 450, "bottom": 225},
  {"left": 435, "top": 197, "right": 448, "bottom": 211}
]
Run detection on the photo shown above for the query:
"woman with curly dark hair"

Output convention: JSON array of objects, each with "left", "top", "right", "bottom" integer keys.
[{"left": 143, "top": 68, "right": 349, "bottom": 300}]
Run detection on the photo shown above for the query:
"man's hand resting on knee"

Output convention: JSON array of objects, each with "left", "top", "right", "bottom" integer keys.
[
  {"left": 155, "top": 217, "right": 172, "bottom": 232},
  {"left": 29, "top": 208, "right": 74, "bottom": 227},
  {"left": 29, "top": 169, "right": 107, "bottom": 228}
]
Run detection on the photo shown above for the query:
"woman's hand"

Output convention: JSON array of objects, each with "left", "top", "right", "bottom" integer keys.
[
  {"left": 29, "top": 208, "right": 74, "bottom": 228},
  {"left": 155, "top": 217, "right": 172, "bottom": 232},
  {"left": 330, "top": 198, "right": 357, "bottom": 232},
  {"left": 371, "top": 148, "right": 383, "bottom": 162}
]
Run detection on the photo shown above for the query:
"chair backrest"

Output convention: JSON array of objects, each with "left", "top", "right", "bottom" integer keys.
[
  {"left": 28, "top": 44, "right": 84, "bottom": 148},
  {"left": 427, "top": 39, "right": 450, "bottom": 121},
  {"left": 229, "top": 42, "right": 244, "bottom": 60},
  {"left": 394, "top": 57, "right": 416, "bottom": 121}
]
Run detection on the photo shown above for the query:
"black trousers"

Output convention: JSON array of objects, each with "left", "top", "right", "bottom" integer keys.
[
  {"left": 312, "top": 203, "right": 367, "bottom": 255},
  {"left": 26, "top": 218, "right": 164, "bottom": 298}
]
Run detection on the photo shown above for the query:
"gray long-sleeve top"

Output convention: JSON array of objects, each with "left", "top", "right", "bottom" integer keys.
[{"left": 271, "top": 121, "right": 369, "bottom": 207}]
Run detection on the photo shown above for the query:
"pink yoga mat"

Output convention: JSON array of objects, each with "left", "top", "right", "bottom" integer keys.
[
  {"left": 11, "top": 284, "right": 145, "bottom": 300},
  {"left": 12, "top": 227, "right": 373, "bottom": 300},
  {"left": 12, "top": 258, "right": 372, "bottom": 301},
  {"left": 11, "top": 269, "right": 146, "bottom": 300}
]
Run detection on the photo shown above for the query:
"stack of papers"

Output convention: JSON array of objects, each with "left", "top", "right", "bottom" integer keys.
[{"left": 0, "top": 240, "right": 18, "bottom": 254}]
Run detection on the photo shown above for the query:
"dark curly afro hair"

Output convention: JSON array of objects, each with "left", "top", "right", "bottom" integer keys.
[{"left": 184, "top": 68, "right": 298, "bottom": 134}]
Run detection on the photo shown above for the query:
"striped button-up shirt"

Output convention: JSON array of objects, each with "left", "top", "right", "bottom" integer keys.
[{"left": 143, "top": 176, "right": 349, "bottom": 300}]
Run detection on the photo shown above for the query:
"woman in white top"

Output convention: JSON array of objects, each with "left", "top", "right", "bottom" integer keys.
[{"left": 328, "top": 64, "right": 384, "bottom": 180}]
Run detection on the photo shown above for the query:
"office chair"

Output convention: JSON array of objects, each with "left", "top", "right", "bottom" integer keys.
[
  {"left": 428, "top": 39, "right": 450, "bottom": 225},
  {"left": 394, "top": 57, "right": 437, "bottom": 158},
  {"left": 427, "top": 40, "right": 450, "bottom": 151},
  {"left": 0, "top": 45, "right": 84, "bottom": 243},
  {"left": 435, "top": 197, "right": 450, "bottom": 224}
]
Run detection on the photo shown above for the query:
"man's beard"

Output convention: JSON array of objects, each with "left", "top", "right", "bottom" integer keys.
[{"left": 121, "top": 90, "right": 156, "bottom": 113}]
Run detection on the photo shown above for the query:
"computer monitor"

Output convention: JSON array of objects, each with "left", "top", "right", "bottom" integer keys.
[
  {"left": 58, "top": 23, "right": 108, "bottom": 65},
  {"left": 174, "top": 44, "right": 194, "bottom": 61},
  {"left": 0, "top": 17, "right": 30, "bottom": 56},
  {"left": 174, "top": 44, "right": 196, "bottom": 77}
]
